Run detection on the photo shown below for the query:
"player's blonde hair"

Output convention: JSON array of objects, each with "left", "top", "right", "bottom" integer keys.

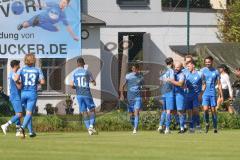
[{"left": 24, "top": 53, "right": 36, "bottom": 66}]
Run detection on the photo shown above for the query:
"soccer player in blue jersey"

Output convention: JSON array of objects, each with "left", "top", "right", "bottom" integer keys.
[
  {"left": 185, "top": 60, "right": 203, "bottom": 133},
  {"left": 1, "top": 60, "right": 22, "bottom": 135},
  {"left": 70, "top": 57, "right": 97, "bottom": 135},
  {"left": 167, "top": 62, "right": 186, "bottom": 133},
  {"left": 201, "top": 56, "right": 223, "bottom": 133},
  {"left": 15, "top": 54, "right": 45, "bottom": 138},
  {"left": 120, "top": 63, "right": 144, "bottom": 134},
  {"left": 17, "top": 0, "right": 79, "bottom": 41},
  {"left": 158, "top": 58, "right": 175, "bottom": 134}
]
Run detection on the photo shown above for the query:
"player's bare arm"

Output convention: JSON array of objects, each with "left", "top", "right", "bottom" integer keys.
[
  {"left": 167, "top": 79, "right": 184, "bottom": 87},
  {"left": 120, "top": 82, "right": 126, "bottom": 101},
  {"left": 66, "top": 25, "right": 79, "bottom": 41}
]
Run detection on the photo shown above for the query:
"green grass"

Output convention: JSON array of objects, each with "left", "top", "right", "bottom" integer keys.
[{"left": 0, "top": 130, "right": 240, "bottom": 160}]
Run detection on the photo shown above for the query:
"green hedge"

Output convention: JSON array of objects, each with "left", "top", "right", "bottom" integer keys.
[{"left": 0, "top": 111, "right": 240, "bottom": 132}]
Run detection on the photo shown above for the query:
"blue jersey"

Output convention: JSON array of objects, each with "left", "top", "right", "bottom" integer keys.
[
  {"left": 160, "top": 67, "right": 175, "bottom": 97},
  {"left": 17, "top": 66, "right": 44, "bottom": 92},
  {"left": 201, "top": 67, "right": 220, "bottom": 96},
  {"left": 38, "top": 2, "right": 69, "bottom": 26},
  {"left": 185, "top": 70, "right": 203, "bottom": 96},
  {"left": 174, "top": 71, "right": 185, "bottom": 95},
  {"left": 125, "top": 72, "right": 144, "bottom": 100},
  {"left": 182, "top": 67, "right": 189, "bottom": 75},
  {"left": 72, "top": 67, "right": 94, "bottom": 97},
  {"left": 8, "top": 71, "right": 21, "bottom": 100}
]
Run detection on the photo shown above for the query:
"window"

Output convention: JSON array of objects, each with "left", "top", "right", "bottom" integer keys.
[
  {"left": 0, "top": 59, "right": 7, "bottom": 88},
  {"left": 117, "top": 0, "right": 150, "bottom": 6},
  {"left": 162, "top": 0, "right": 212, "bottom": 9},
  {"left": 40, "top": 59, "right": 66, "bottom": 92}
]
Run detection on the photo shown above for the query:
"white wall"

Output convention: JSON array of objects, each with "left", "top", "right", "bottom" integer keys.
[{"left": 87, "top": 0, "right": 218, "bottom": 26}]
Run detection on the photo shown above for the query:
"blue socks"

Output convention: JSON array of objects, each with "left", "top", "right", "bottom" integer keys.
[
  {"left": 89, "top": 114, "right": 95, "bottom": 127},
  {"left": 10, "top": 115, "right": 20, "bottom": 124},
  {"left": 84, "top": 117, "right": 90, "bottom": 129},
  {"left": 134, "top": 116, "right": 139, "bottom": 129},
  {"left": 166, "top": 113, "right": 171, "bottom": 129},
  {"left": 174, "top": 114, "right": 180, "bottom": 125},
  {"left": 22, "top": 114, "right": 31, "bottom": 129},
  {"left": 130, "top": 115, "right": 135, "bottom": 126},
  {"left": 179, "top": 114, "right": 185, "bottom": 130},
  {"left": 27, "top": 117, "right": 33, "bottom": 133},
  {"left": 212, "top": 113, "right": 218, "bottom": 129},
  {"left": 159, "top": 111, "right": 166, "bottom": 126},
  {"left": 204, "top": 111, "right": 209, "bottom": 124}
]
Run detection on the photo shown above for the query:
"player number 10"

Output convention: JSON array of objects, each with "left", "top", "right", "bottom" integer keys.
[{"left": 77, "top": 77, "right": 87, "bottom": 87}]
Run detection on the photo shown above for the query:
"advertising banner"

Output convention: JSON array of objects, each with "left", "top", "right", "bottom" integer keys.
[{"left": 0, "top": 0, "right": 81, "bottom": 58}]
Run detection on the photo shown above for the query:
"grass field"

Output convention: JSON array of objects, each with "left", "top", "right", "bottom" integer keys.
[{"left": 0, "top": 130, "right": 240, "bottom": 160}]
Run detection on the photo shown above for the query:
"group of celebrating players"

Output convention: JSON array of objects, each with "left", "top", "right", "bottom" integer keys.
[
  {"left": 121, "top": 55, "right": 222, "bottom": 135},
  {"left": 1, "top": 53, "right": 222, "bottom": 137}
]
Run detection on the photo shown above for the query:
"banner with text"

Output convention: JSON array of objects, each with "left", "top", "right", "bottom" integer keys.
[{"left": 0, "top": 0, "right": 81, "bottom": 58}]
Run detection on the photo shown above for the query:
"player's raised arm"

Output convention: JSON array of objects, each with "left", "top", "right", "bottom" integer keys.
[{"left": 167, "top": 78, "right": 184, "bottom": 87}]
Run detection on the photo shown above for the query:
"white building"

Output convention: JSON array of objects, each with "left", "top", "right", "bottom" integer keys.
[{"left": 0, "top": 0, "right": 227, "bottom": 114}]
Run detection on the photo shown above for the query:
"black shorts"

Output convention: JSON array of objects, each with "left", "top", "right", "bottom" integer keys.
[{"left": 222, "top": 89, "right": 230, "bottom": 101}]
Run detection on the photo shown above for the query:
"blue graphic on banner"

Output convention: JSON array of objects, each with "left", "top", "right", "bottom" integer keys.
[{"left": 0, "top": 0, "right": 81, "bottom": 58}]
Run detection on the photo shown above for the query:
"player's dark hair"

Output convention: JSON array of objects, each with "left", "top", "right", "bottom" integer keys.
[
  {"left": 77, "top": 57, "right": 85, "bottom": 66},
  {"left": 10, "top": 60, "right": 20, "bottom": 68},
  {"left": 131, "top": 63, "right": 140, "bottom": 69},
  {"left": 204, "top": 56, "right": 214, "bottom": 62},
  {"left": 184, "top": 55, "right": 193, "bottom": 62},
  {"left": 66, "top": 0, "right": 71, "bottom": 4},
  {"left": 186, "top": 60, "right": 196, "bottom": 66},
  {"left": 165, "top": 57, "right": 174, "bottom": 65}
]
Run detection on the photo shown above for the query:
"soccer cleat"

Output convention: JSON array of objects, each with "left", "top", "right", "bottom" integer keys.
[
  {"left": 29, "top": 132, "right": 37, "bottom": 138},
  {"left": 88, "top": 129, "right": 93, "bottom": 136},
  {"left": 189, "top": 128, "right": 195, "bottom": 134},
  {"left": 17, "top": 24, "right": 23, "bottom": 30},
  {"left": 133, "top": 128, "right": 137, "bottom": 134},
  {"left": 178, "top": 130, "right": 185, "bottom": 134},
  {"left": 164, "top": 129, "right": 171, "bottom": 134},
  {"left": 214, "top": 129, "right": 218, "bottom": 134},
  {"left": 1, "top": 124, "right": 7, "bottom": 135},
  {"left": 157, "top": 126, "right": 164, "bottom": 134},
  {"left": 196, "top": 126, "right": 202, "bottom": 133},
  {"left": 205, "top": 124, "right": 210, "bottom": 133},
  {"left": 89, "top": 127, "right": 98, "bottom": 135},
  {"left": 16, "top": 130, "right": 21, "bottom": 137},
  {"left": 18, "top": 127, "right": 25, "bottom": 139}
]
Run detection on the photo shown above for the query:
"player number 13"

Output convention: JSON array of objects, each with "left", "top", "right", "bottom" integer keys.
[{"left": 24, "top": 73, "right": 36, "bottom": 86}]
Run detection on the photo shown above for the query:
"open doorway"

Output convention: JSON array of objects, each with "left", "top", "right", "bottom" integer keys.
[{"left": 118, "top": 32, "right": 145, "bottom": 90}]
